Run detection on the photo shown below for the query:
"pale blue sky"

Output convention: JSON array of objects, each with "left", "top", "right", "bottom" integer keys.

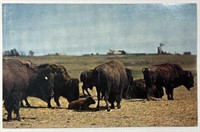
[{"left": 3, "top": 4, "right": 197, "bottom": 55}]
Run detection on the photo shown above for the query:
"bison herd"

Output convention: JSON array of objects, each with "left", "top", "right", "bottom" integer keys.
[{"left": 3, "top": 58, "right": 194, "bottom": 121}]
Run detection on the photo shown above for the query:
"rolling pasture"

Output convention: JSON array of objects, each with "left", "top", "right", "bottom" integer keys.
[{"left": 2, "top": 54, "right": 197, "bottom": 128}]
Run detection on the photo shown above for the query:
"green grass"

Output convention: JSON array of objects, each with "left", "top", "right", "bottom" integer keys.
[{"left": 7, "top": 54, "right": 196, "bottom": 78}]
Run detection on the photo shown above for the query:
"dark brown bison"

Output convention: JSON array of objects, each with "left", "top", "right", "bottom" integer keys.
[
  {"left": 40, "top": 64, "right": 79, "bottom": 108},
  {"left": 123, "top": 79, "right": 162, "bottom": 99},
  {"left": 142, "top": 63, "right": 194, "bottom": 100},
  {"left": 16, "top": 62, "right": 79, "bottom": 108},
  {"left": 93, "top": 60, "right": 130, "bottom": 111},
  {"left": 80, "top": 70, "right": 94, "bottom": 96},
  {"left": 3, "top": 59, "right": 55, "bottom": 121},
  {"left": 68, "top": 96, "right": 96, "bottom": 110},
  {"left": 80, "top": 68, "right": 133, "bottom": 98}
]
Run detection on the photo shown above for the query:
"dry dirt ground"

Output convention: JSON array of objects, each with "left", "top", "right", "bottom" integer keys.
[{"left": 2, "top": 85, "right": 197, "bottom": 128}]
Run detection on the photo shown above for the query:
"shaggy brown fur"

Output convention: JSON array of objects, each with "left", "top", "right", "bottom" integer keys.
[{"left": 68, "top": 96, "right": 95, "bottom": 110}]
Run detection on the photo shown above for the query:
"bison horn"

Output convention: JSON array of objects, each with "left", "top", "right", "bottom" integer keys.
[
  {"left": 45, "top": 76, "right": 48, "bottom": 80},
  {"left": 142, "top": 68, "right": 148, "bottom": 73}
]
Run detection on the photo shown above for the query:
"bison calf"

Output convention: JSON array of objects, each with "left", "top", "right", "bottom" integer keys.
[{"left": 68, "top": 97, "right": 95, "bottom": 110}]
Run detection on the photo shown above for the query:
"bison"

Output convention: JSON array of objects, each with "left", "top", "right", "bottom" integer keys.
[
  {"left": 80, "top": 70, "right": 94, "bottom": 96},
  {"left": 31, "top": 63, "right": 80, "bottom": 108},
  {"left": 40, "top": 64, "right": 80, "bottom": 108},
  {"left": 3, "top": 59, "right": 55, "bottom": 121},
  {"left": 93, "top": 60, "right": 130, "bottom": 111},
  {"left": 80, "top": 68, "right": 133, "bottom": 98},
  {"left": 123, "top": 79, "right": 162, "bottom": 99},
  {"left": 142, "top": 63, "right": 194, "bottom": 100},
  {"left": 68, "top": 96, "right": 96, "bottom": 110}
]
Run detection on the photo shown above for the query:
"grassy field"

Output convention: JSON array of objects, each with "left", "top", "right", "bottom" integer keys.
[{"left": 2, "top": 54, "right": 197, "bottom": 128}]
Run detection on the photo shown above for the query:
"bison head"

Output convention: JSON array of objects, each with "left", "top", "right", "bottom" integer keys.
[
  {"left": 65, "top": 78, "right": 80, "bottom": 102},
  {"left": 81, "top": 79, "right": 93, "bottom": 90},
  {"left": 183, "top": 71, "right": 194, "bottom": 90},
  {"left": 34, "top": 68, "right": 55, "bottom": 102},
  {"left": 80, "top": 70, "right": 94, "bottom": 90},
  {"left": 125, "top": 68, "right": 134, "bottom": 85}
]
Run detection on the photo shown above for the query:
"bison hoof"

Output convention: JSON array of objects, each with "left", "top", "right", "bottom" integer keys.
[
  {"left": 147, "top": 97, "right": 151, "bottom": 101},
  {"left": 7, "top": 117, "right": 12, "bottom": 122},
  {"left": 107, "top": 107, "right": 111, "bottom": 112},
  {"left": 95, "top": 107, "right": 100, "bottom": 111},
  {"left": 7, "top": 118, "right": 12, "bottom": 122},
  {"left": 110, "top": 105, "right": 115, "bottom": 109},
  {"left": 16, "top": 117, "right": 22, "bottom": 121},
  {"left": 168, "top": 97, "right": 174, "bottom": 100},
  {"left": 48, "top": 105, "right": 52, "bottom": 108},
  {"left": 117, "top": 105, "right": 121, "bottom": 109},
  {"left": 26, "top": 104, "right": 31, "bottom": 108}
]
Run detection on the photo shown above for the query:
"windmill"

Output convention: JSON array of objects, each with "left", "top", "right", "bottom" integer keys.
[{"left": 158, "top": 43, "right": 165, "bottom": 54}]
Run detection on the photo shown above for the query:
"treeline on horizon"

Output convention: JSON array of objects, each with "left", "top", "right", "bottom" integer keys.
[
  {"left": 3, "top": 48, "right": 194, "bottom": 57},
  {"left": 3, "top": 48, "right": 35, "bottom": 57}
]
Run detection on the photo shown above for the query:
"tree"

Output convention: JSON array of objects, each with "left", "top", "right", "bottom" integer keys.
[
  {"left": 10, "top": 49, "right": 19, "bottom": 56},
  {"left": 29, "top": 50, "right": 34, "bottom": 56},
  {"left": 3, "top": 49, "right": 23, "bottom": 56},
  {"left": 120, "top": 50, "right": 126, "bottom": 55},
  {"left": 20, "top": 51, "right": 26, "bottom": 56}
]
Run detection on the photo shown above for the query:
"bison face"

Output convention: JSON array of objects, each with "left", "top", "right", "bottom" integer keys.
[
  {"left": 65, "top": 78, "right": 80, "bottom": 102},
  {"left": 82, "top": 81, "right": 93, "bottom": 90},
  {"left": 43, "top": 73, "right": 55, "bottom": 99},
  {"left": 87, "top": 96, "right": 96, "bottom": 104},
  {"left": 183, "top": 71, "right": 194, "bottom": 90},
  {"left": 36, "top": 70, "right": 55, "bottom": 102},
  {"left": 125, "top": 68, "right": 134, "bottom": 85}
]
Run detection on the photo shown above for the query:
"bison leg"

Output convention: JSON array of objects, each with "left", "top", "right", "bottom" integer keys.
[
  {"left": 85, "top": 88, "right": 91, "bottom": 96},
  {"left": 21, "top": 96, "right": 31, "bottom": 107},
  {"left": 13, "top": 100, "right": 21, "bottom": 121},
  {"left": 146, "top": 87, "right": 151, "bottom": 101},
  {"left": 24, "top": 98, "right": 31, "bottom": 107},
  {"left": 166, "top": 88, "right": 174, "bottom": 100},
  {"left": 95, "top": 89, "right": 101, "bottom": 111},
  {"left": 104, "top": 97, "right": 110, "bottom": 111},
  {"left": 16, "top": 112, "right": 21, "bottom": 121},
  {"left": 47, "top": 98, "right": 52, "bottom": 108},
  {"left": 108, "top": 94, "right": 115, "bottom": 109},
  {"left": 14, "top": 109, "right": 21, "bottom": 121},
  {"left": 21, "top": 100, "right": 25, "bottom": 107},
  {"left": 171, "top": 89, "right": 174, "bottom": 100},
  {"left": 82, "top": 87, "right": 86, "bottom": 95},
  {"left": 155, "top": 85, "right": 164, "bottom": 98},
  {"left": 5, "top": 100, "right": 13, "bottom": 121},
  {"left": 7, "top": 111, "right": 12, "bottom": 121},
  {"left": 104, "top": 91, "right": 111, "bottom": 112},
  {"left": 116, "top": 96, "right": 121, "bottom": 109},
  {"left": 169, "top": 88, "right": 174, "bottom": 100},
  {"left": 54, "top": 96, "right": 61, "bottom": 107},
  {"left": 110, "top": 100, "right": 115, "bottom": 109}
]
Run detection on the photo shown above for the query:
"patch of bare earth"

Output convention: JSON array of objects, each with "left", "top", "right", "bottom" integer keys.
[{"left": 3, "top": 85, "right": 197, "bottom": 128}]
